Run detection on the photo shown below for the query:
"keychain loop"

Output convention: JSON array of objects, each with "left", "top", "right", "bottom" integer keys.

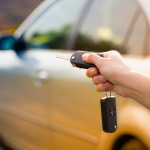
[{"left": 106, "top": 90, "right": 111, "bottom": 98}]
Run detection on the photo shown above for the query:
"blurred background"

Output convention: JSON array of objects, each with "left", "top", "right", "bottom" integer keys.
[{"left": 0, "top": 0, "right": 41, "bottom": 36}]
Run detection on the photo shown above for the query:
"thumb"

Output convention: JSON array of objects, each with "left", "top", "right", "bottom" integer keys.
[{"left": 82, "top": 53, "right": 103, "bottom": 67}]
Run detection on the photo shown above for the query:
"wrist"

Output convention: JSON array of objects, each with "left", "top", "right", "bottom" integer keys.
[
  {"left": 120, "top": 70, "right": 150, "bottom": 109},
  {"left": 114, "top": 64, "right": 135, "bottom": 87}
]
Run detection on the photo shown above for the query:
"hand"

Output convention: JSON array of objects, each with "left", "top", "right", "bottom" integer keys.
[{"left": 82, "top": 51, "right": 134, "bottom": 97}]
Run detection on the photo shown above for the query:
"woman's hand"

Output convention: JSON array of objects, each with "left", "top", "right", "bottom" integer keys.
[{"left": 82, "top": 51, "right": 134, "bottom": 97}]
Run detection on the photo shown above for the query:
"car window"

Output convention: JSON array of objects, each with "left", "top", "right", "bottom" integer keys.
[
  {"left": 73, "top": 0, "right": 141, "bottom": 54},
  {"left": 126, "top": 12, "right": 148, "bottom": 55},
  {"left": 23, "top": 0, "right": 86, "bottom": 49}
]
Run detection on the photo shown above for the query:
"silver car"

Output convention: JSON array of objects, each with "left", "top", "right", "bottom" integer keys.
[{"left": 0, "top": 0, "right": 150, "bottom": 150}]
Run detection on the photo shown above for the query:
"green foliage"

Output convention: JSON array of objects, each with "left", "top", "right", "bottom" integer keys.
[
  {"left": 73, "top": 33, "right": 127, "bottom": 54},
  {"left": 27, "top": 25, "right": 71, "bottom": 49}
]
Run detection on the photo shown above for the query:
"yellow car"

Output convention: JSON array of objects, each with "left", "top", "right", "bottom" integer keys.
[{"left": 0, "top": 0, "right": 150, "bottom": 149}]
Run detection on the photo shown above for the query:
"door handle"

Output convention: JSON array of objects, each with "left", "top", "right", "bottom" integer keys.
[{"left": 33, "top": 70, "right": 49, "bottom": 87}]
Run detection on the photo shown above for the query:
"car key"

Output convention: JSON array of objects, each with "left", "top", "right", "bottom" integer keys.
[
  {"left": 57, "top": 51, "right": 103, "bottom": 69},
  {"left": 56, "top": 51, "right": 117, "bottom": 133},
  {"left": 70, "top": 51, "right": 103, "bottom": 69},
  {"left": 101, "top": 91, "right": 117, "bottom": 133}
]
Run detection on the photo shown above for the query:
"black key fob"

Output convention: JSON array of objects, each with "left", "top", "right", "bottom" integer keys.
[
  {"left": 100, "top": 96, "right": 117, "bottom": 133},
  {"left": 70, "top": 51, "right": 103, "bottom": 69}
]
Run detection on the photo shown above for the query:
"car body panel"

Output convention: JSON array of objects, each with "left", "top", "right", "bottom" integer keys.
[{"left": 0, "top": 50, "right": 150, "bottom": 149}]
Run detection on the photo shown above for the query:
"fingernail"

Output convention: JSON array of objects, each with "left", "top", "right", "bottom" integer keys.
[{"left": 82, "top": 54, "right": 89, "bottom": 60}]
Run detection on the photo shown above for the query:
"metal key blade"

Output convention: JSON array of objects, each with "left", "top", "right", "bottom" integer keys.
[{"left": 56, "top": 55, "right": 70, "bottom": 61}]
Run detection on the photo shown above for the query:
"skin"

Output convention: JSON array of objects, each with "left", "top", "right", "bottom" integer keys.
[{"left": 82, "top": 50, "right": 150, "bottom": 110}]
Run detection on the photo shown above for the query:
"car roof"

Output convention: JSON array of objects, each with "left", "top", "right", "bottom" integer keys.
[{"left": 14, "top": 0, "right": 150, "bottom": 38}]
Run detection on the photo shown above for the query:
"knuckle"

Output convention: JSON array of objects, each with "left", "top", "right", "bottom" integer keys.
[
  {"left": 110, "top": 50, "right": 120, "bottom": 55},
  {"left": 109, "top": 50, "right": 117, "bottom": 52},
  {"left": 88, "top": 53, "right": 96, "bottom": 59},
  {"left": 92, "top": 76, "right": 99, "bottom": 85},
  {"left": 110, "top": 50, "right": 119, "bottom": 54}
]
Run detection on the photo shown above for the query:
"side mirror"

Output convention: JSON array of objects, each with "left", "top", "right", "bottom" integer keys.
[
  {"left": 0, "top": 35, "right": 27, "bottom": 53},
  {"left": 0, "top": 36, "right": 16, "bottom": 50},
  {"left": 0, "top": 35, "right": 37, "bottom": 63}
]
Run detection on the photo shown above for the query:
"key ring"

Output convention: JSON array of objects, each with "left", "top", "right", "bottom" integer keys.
[{"left": 106, "top": 90, "right": 111, "bottom": 98}]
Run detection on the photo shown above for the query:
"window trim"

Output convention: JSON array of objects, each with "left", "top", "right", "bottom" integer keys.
[
  {"left": 69, "top": 0, "right": 150, "bottom": 56},
  {"left": 65, "top": 0, "right": 95, "bottom": 50},
  {"left": 120, "top": 9, "right": 141, "bottom": 54},
  {"left": 120, "top": 0, "right": 149, "bottom": 56},
  {"left": 135, "top": 0, "right": 150, "bottom": 56},
  {"left": 17, "top": 0, "right": 88, "bottom": 51}
]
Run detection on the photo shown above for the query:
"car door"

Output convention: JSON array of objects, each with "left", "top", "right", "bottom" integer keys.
[
  {"left": 0, "top": 0, "right": 87, "bottom": 150},
  {"left": 21, "top": 0, "right": 99, "bottom": 149},
  {"left": 0, "top": 49, "right": 54, "bottom": 149}
]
